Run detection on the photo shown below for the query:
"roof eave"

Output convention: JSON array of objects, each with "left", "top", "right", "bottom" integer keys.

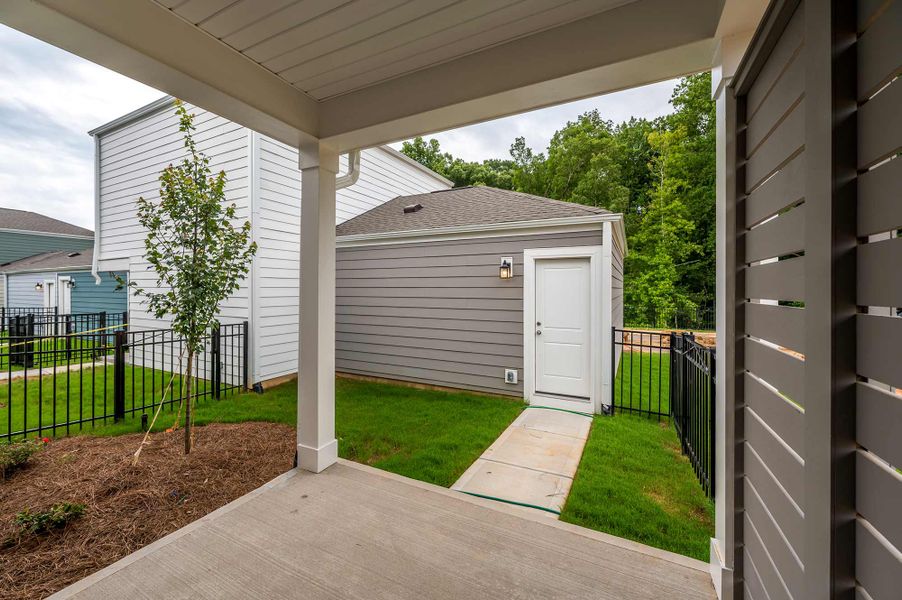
[{"left": 337, "top": 213, "right": 622, "bottom": 247}]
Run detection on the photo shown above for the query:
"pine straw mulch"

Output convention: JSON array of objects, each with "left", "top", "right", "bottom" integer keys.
[{"left": 0, "top": 423, "right": 295, "bottom": 600}]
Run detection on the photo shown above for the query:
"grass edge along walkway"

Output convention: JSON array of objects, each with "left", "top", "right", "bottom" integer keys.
[{"left": 559, "top": 413, "right": 714, "bottom": 561}]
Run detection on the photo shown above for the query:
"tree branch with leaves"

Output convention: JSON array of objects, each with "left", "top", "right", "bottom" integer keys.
[{"left": 128, "top": 100, "right": 256, "bottom": 454}]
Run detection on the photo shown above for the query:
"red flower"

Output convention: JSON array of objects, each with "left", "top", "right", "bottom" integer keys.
[{"left": 41, "top": 437, "right": 50, "bottom": 444}]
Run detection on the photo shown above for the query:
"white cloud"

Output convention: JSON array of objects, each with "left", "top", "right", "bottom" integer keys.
[{"left": 0, "top": 25, "right": 162, "bottom": 229}]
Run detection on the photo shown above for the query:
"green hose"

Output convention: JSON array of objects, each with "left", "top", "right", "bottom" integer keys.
[
  {"left": 458, "top": 490, "right": 562, "bottom": 515},
  {"left": 525, "top": 405, "right": 594, "bottom": 418}
]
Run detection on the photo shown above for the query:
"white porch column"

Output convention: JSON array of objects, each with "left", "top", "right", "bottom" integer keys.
[
  {"left": 712, "top": 31, "right": 751, "bottom": 600},
  {"left": 297, "top": 141, "right": 339, "bottom": 473}
]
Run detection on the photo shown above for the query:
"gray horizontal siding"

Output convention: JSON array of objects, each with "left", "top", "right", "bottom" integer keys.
[
  {"left": 7, "top": 272, "right": 46, "bottom": 307},
  {"left": 0, "top": 231, "right": 92, "bottom": 266},
  {"left": 336, "top": 229, "right": 602, "bottom": 396}
]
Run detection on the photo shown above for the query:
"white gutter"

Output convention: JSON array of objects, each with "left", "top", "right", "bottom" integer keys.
[
  {"left": 335, "top": 149, "right": 360, "bottom": 190},
  {"left": 90, "top": 134, "right": 102, "bottom": 284}
]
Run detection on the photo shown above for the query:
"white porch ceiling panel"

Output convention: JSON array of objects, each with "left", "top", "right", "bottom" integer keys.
[{"left": 155, "top": 0, "right": 636, "bottom": 100}]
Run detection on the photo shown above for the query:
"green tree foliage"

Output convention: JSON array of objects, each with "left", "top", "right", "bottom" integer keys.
[
  {"left": 129, "top": 100, "right": 257, "bottom": 454},
  {"left": 401, "top": 73, "right": 715, "bottom": 320},
  {"left": 401, "top": 137, "right": 515, "bottom": 189}
]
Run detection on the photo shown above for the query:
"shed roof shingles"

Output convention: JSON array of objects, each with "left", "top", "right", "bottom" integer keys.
[
  {"left": 0, "top": 248, "right": 93, "bottom": 272},
  {"left": 336, "top": 186, "right": 610, "bottom": 236},
  {"left": 0, "top": 208, "right": 93, "bottom": 237}
]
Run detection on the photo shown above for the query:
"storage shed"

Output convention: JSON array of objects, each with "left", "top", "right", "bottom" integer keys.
[{"left": 335, "top": 186, "right": 626, "bottom": 414}]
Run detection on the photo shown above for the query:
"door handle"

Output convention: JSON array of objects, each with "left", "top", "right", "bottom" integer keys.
[{"left": 536, "top": 329, "right": 542, "bottom": 335}]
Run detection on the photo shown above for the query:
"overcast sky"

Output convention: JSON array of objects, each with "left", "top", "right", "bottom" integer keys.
[{"left": 0, "top": 24, "right": 679, "bottom": 230}]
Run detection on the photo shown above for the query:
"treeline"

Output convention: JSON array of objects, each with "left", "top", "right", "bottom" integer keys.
[{"left": 401, "top": 73, "right": 715, "bottom": 327}]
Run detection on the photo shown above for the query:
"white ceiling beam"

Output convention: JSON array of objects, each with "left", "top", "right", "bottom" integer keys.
[
  {"left": 319, "top": 0, "right": 724, "bottom": 150},
  {"left": 0, "top": 0, "right": 320, "bottom": 147}
]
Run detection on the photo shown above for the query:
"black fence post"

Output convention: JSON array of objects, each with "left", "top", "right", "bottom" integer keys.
[
  {"left": 1, "top": 306, "right": 5, "bottom": 333},
  {"left": 211, "top": 323, "right": 221, "bottom": 400},
  {"left": 113, "top": 329, "right": 126, "bottom": 422},
  {"left": 609, "top": 326, "right": 616, "bottom": 416},
  {"left": 709, "top": 349, "right": 717, "bottom": 496},
  {"left": 242, "top": 321, "right": 249, "bottom": 391},
  {"left": 65, "top": 314, "right": 73, "bottom": 360}
]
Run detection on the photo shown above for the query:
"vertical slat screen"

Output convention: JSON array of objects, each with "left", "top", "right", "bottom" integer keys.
[
  {"left": 855, "top": 1, "right": 902, "bottom": 597},
  {"left": 737, "top": 3, "right": 808, "bottom": 598}
]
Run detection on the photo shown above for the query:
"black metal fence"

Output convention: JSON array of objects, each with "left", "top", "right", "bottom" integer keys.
[
  {"left": 611, "top": 327, "right": 716, "bottom": 497},
  {"left": 670, "top": 332, "right": 716, "bottom": 497},
  {"left": 611, "top": 328, "right": 670, "bottom": 419},
  {"left": 624, "top": 304, "right": 715, "bottom": 331},
  {"left": 1, "top": 306, "right": 58, "bottom": 332},
  {"left": 1, "top": 320, "right": 248, "bottom": 441}
]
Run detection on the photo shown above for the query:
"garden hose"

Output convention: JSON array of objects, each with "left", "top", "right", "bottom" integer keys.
[
  {"left": 457, "top": 490, "right": 562, "bottom": 515},
  {"left": 525, "top": 405, "right": 594, "bottom": 418}
]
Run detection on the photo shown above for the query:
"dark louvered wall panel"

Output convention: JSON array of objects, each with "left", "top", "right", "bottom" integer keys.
[
  {"left": 854, "top": 0, "right": 902, "bottom": 597},
  {"left": 737, "top": 4, "right": 808, "bottom": 598}
]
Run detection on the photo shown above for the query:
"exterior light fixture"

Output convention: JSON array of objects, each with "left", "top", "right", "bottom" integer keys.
[
  {"left": 499, "top": 257, "right": 513, "bottom": 279},
  {"left": 34, "top": 282, "right": 44, "bottom": 292},
  {"left": 67, "top": 280, "right": 76, "bottom": 289}
]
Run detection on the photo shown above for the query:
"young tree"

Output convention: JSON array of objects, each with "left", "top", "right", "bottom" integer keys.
[{"left": 130, "top": 100, "right": 256, "bottom": 454}]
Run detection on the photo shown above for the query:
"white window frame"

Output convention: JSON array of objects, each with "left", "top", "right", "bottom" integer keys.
[{"left": 523, "top": 244, "right": 609, "bottom": 414}]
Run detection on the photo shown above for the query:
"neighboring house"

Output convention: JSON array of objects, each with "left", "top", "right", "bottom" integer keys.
[
  {"left": 0, "top": 208, "right": 94, "bottom": 308},
  {"left": 335, "top": 186, "right": 626, "bottom": 414},
  {"left": 90, "top": 97, "right": 451, "bottom": 386},
  {"left": 0, "top": 248, "right": 126, "bottom": 316}
]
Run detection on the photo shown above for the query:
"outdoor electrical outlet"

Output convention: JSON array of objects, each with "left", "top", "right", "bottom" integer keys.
[{"left": 504, "top": 369, "right": 518, "bottom": 384}]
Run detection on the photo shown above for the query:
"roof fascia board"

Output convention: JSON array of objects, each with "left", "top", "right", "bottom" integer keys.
[
  {"left": 1, "top": 265, "right": 91, "bottom": 275},
  {"left": 89, "top": 96, "right": 174, "bottom": 137},
  {"left": 337, "top": 214, "right": 621, "bottom": 248},
  {"left": 0, "top": 229, "right": 93, "bottom": 240}
]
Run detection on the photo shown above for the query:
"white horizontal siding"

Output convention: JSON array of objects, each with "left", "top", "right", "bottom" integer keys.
[
  {"left": 254, "top": 139, "right": 448, "bottom": 382},
  {"left": 98, "top": 103, "right": 448, "bottom": 385}
]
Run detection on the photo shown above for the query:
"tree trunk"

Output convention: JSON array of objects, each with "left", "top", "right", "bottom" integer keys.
[{"left": 184, "top": 351, "right": 194, "bottom": 454}]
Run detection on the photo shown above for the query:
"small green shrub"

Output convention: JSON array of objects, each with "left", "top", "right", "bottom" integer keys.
[
  {"left": 0, "top": 438, "right": 47, "bottom": 479},
  {"left": 14, "top": 502, "right": 85, "bottom": 535}
]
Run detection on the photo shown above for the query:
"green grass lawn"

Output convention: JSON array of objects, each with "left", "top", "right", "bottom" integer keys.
[
  {"left": 64, "top": 377, "right": 524, "bottom": 488},
  {"left": 613, "top": 350, "right": 670, "bottom": 416},
  {"left": 560, "top": 413, "right": 714, "bottom": 560},
  {"left": 0, "top": 364, "right": 209, "bottom": 438},
  {"left": 0, "top": 335, "right": 111, "bottom": 372}
]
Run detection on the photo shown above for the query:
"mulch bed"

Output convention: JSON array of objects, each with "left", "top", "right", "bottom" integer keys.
[{"left": 0, "top": 423, "right": 295, "bottom": 600}]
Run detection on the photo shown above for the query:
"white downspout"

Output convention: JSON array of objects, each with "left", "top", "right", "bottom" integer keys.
[
  {"left": 90, "top": 134, "right": 102, "bottom": 284},
  {"left": 334, "top": 149, "right": 360, "bottom": 190}
]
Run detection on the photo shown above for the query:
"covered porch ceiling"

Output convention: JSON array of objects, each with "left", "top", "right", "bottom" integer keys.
[{"left": 0, "top": 0, "right": 758, "bottom": 151}]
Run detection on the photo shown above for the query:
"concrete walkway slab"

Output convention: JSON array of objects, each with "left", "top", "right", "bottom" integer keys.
[{"left": 452, "top": 407, "right": 593, "bottom": 515}]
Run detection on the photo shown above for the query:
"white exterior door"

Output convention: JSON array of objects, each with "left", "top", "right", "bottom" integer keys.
[
  {"left": 43, "top": 280, "right": 56, "bottom": 309},
  {"left": 534, "top": 257, "right": 591, "bottom": 400},
  {"left": 58, "top": 277, "right": 72, "bottom": 314}
]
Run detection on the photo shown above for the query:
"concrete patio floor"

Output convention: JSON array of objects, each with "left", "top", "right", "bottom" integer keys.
[{"left": 51, "top": 459, "right": 714, "bottom": 600}]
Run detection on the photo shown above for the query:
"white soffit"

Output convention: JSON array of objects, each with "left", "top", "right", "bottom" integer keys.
[{"left": 155, "top": 0, "right": 637, "bottom": 101}]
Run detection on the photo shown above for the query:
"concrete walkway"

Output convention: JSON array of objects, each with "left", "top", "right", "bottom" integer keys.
[
  {"left": 451, "top": 407, "right": 593, "bottom": 515},
  {"left": 0, "top": 359, "right": 110, "bottom": 382}
]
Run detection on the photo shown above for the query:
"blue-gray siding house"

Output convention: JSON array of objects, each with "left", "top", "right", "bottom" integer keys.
[
  {"left": 0, "top": 248, "right": 126, "bottom": 317},
  {"left": 0, "top": 208, "right": 95, "bottom": 308}
]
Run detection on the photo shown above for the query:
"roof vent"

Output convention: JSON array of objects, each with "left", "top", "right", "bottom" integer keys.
[
  {"left": 67, "top": 252, "right": 81, "bottom": 258},
  {"left": 403, "top": 203, "right": 423, "bottom": 214}
]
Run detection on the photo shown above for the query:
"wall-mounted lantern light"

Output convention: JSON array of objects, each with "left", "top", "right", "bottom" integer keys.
[
  {"left": 499, "top": 257, "right": 513, "bottom": 279},
  {"left": 67, "top": 280, "right": 76, "bottom": 289},
  {"left": 34, "top": 282, "right": 44, "bottom": 292}
]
